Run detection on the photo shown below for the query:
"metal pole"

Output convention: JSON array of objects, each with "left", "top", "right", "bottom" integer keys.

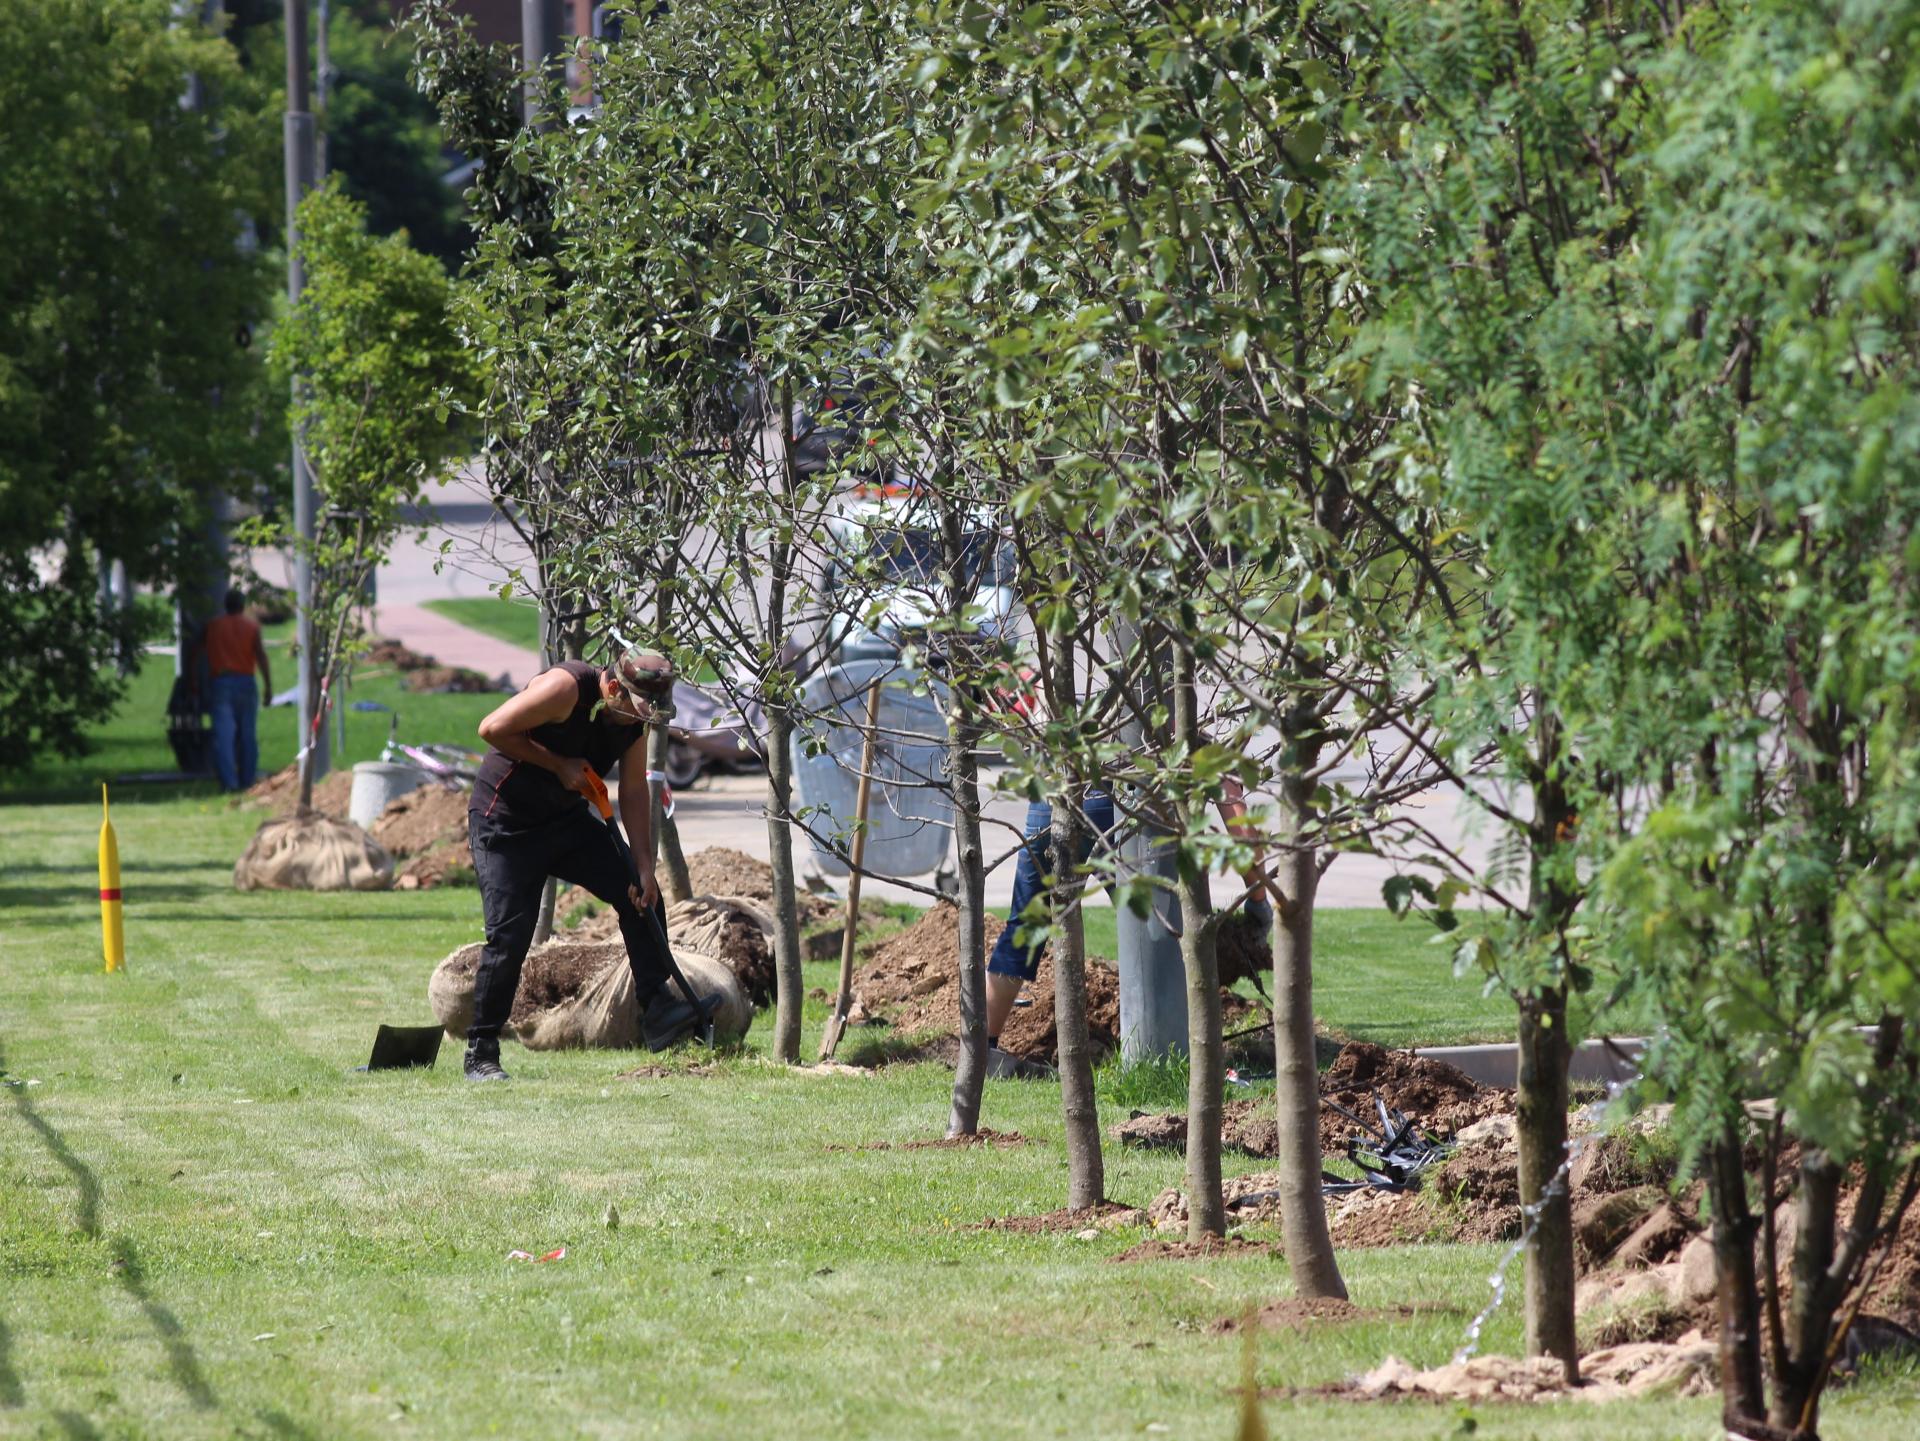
[
  {"left": 315, "top": 0, "right": 330, "bottom": 177},
  {"left": 286, "top": 0, "right": 325, "bottom": 781},
  {"left": 175, "top": 1, "right": 230, "bottom": 691},
  {"left": 521, "top": 0, "right": 564, "bottom": 127},
  {"left": 1112, "top": 620, "right": 1188, "bottom": 1063}
]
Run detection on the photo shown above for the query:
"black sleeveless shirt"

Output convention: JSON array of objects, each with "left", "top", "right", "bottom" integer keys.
[{"left": 471, "top": 661, "right": 646, "bottom": 827}]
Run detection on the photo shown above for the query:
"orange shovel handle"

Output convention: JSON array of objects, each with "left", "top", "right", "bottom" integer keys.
[{"left": 579, "top": 766, "right": 614, "bottom": 820}]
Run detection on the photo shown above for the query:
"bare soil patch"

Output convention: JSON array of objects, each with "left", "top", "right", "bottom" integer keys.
[
  {"left": 835, "top": 1127, "right": 1029, "bottom": 1152},
  {"left": 371, "top": 783, "right": 469, "bottom": 857},
  {"left": 507, "top": 941, "right": 619, "bottom": 1027},
  {"left": 1108, "top": 1235, "right": 1278, "bottom": 1263},
  {"left": 240, "top": 764, "right": 356, "bottom": 818},
  {"left": 848, "top": 902, "right": 1151, "bottom": 1066},
  {"left": 974, "top": 1201, "right": 1146, "bottom": 1233}
]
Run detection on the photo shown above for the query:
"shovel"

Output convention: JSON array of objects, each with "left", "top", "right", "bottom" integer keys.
[
  {"left": 820, "top": 679, "right": 884, "bottom": 1060},
  {"left": 579, "top": 767, "right": 718, "bottom": 1048}
]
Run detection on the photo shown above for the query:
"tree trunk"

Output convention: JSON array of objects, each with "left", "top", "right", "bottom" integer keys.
[
  {"left": 1269, "top": 793, "right": 1347, "bottom": 1298},
  {"left": 1771, "top": 1153, "right": 1843, "bottom": 1434},
  {"left": 648, "top": 722, "right": 694, "bottom": 904},
  {"left": 1052, "top": 795, "right": 1104, "bottom": 1209},
  {"left": 1176, "top": 861, "right": 1225, "bottom": 1239},
  {"left": 764, "top": 704, "right": 804, "bottom": 1064},
  {"left": 1516, "top": 983, "right": 1578, "bottom": 1379},
  {"left": 947, "top": 697, "right": 988, "bottom": 1137},
  {"left": 1706, "top": 1124, "right": 1768, "bottom": 1428},
  {"left": 530, "top": 876, "right": 558, "bottom": 947}
]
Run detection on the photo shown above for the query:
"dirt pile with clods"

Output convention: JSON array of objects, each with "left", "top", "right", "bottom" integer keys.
[
  {"left": 363, "top": 636, "right": 504, "bottom": 694},
  {"left": 846, "top": 903, "right": 1119, "bottom": 1066},
  {"left": 239, "top": 763, "right": 357, "bottom": 818},
  {"left": 1113, "top": 1099, "right": 1280, "bottom": 1157},
  {"left": 371, "top": 783, "right": 475, "bottom": 889},
  {"left": 1214, "top": 908, "right": 1273, "bottom": 990},
  {"left": 1318, "top": 1041, "right": 1510, "bottom": 1152},
  {"left": 683, "top": 847, "right": 838, "bottom": 925}
]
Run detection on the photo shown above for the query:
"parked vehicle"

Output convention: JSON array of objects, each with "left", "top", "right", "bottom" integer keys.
[{"left": 814, "top": 493, "right": 1021, "bottom": 666}]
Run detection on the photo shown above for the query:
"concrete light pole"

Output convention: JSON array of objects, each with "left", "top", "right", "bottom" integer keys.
[
  {"left": 285, "top": 0, "right": 324, "bottom": 781},
  {"left": 521, "top": 0, "right": 564, "bottom": 126},
  {"left": 1112, "top": 620, "right": 1188, "bottom": 1062}
]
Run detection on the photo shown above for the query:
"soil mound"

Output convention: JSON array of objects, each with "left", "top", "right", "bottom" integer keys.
[
  {"left": 682, "top": 847, "right": 836, "bottom": 923},
  {"left": 974, "top": 1201, "right": 1146, "bottom": 1233},
  {"left": 848, "top": 902, "right": 1119, "bottom": 1065},
  {"left": 509, "top": 941, "right": 618, "bottom": 1027},
  {"left": 372, "top": 784, "right": 469, "bottom": 857},
  {"left": 1113, "top": 1098, "right": 1280, "bottom": 1157},
  {"left": 1319, "top": 1040, "right": 1510, "bottom": 1151},
  {"left": 855, "top": 1128, "right": 1029, "bottom": 1152},
  {"left": 394, "top": 838, "right": 474, "bottom": 889},
  {"left": 1108, "top": 1236, "right": 1277, "bottom": 1263},
  {"left": 240, "top": 764, "right": 356, "bottom": 818}
]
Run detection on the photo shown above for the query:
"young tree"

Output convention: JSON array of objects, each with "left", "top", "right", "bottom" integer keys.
[
  {"left": 265, "top": 179, "right": 474, "bottom": 809},
  {"left": 1593, "top": 4, "right": 1920, "bottom": 1431},
  {"left": 1347, "top": 0, "right": 1668, "bottom": 1371}
]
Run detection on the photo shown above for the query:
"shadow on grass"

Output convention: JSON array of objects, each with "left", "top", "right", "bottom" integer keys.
[
  {"left": 3, "top": 1041, "right": 218, "bottom": 1414},
  {"left": 51, "top": 1412, "right": 102, "bottom": 1439},
  {"left": 0, "top": 884, "right": 226, "bottom": 910},
  {"left": 0, "top": 1317, "right": 21, "bottom": 1408},
  {"left": 256, "top": 1407, "right": 326, "bottom": 1440},
  {"left": 835, "top": 1026, "right": 952, "bottom": 1069}
]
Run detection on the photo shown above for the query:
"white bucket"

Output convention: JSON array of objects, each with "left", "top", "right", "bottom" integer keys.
[{"left": 349, "top": 761, "right": 429, "bottom": 830}]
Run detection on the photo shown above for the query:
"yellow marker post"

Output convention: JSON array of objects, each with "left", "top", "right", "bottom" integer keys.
[{"left": 99, "top": 784, "right": 125, "bottom": 973}]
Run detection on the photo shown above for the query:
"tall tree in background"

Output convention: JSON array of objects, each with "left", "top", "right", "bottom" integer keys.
[
  {"left": 261, "top": 180, "right": 475, "bottom": 810},
  {"left": 0, "top": 0, "right": 275, "bottom": 770}
]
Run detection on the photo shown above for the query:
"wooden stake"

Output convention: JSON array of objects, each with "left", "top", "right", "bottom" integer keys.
[{"left": 820, "top": 680, "right": 883, "bottom": 1059}]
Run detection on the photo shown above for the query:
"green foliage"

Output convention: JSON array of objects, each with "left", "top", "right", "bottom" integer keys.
[
  {"left": 320, "top": 0, "right": 470, "bottom": 266},
  {"left": 0, "top": 0, "right": 276, "bottom": 770},
  {"left": 261, "top": 179, "right": 474, "bottom": 708}
]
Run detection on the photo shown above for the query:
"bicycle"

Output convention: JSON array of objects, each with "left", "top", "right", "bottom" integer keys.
[{"left": 353, "top": 702, "right": 484, "bottom": 788}]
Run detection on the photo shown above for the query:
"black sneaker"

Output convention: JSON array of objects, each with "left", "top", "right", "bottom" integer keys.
[
  {"left": 464, "top": 1038, "right": 510, "bottom": 1082},
  {"left": 642, "top": 990, "right": 723, "bottom": 1052}
]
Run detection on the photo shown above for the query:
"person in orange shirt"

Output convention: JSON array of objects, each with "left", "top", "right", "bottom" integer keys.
[{"left": 194, "top": 588, "right": 273, "bottom": 791}]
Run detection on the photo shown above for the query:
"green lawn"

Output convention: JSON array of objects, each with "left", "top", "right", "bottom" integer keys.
[
  {"left": 5, "top": 798, "right": 1918, "bottom": 1441},
  {"left": 422, "top": 597, "right": 542, "bottom": 654},
  {"left": 0, "top": 635, "right": 499, "bottom": 807},
  {"left": 1078, "top": 908, "right": 1539, "bottom": 1049}
]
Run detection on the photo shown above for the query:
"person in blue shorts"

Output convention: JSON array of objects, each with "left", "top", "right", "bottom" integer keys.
[{"left": 983, "top": 779, "right": 1272, "bottom": 1077}]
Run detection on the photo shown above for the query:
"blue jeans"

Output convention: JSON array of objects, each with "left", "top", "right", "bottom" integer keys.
[
  {"left": 208, "top": 674, "right": 259, "bottom": 791},
  {"left": 987, "top": 791, "right": 1117, "bottom": 982}
]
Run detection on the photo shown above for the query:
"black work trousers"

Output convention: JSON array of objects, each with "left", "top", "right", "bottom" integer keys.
[{"left": 467, "top": 803, "right": 672, "bottom": 1044}]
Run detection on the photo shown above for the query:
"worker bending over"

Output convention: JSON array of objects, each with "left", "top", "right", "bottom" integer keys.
[{"left": 463, "top": 647, "right": 710, "bottom": 1081}]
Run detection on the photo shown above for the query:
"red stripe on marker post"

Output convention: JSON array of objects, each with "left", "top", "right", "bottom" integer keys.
[{"left": 99, "top": 888, "right": 122, "bottom": 901}]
